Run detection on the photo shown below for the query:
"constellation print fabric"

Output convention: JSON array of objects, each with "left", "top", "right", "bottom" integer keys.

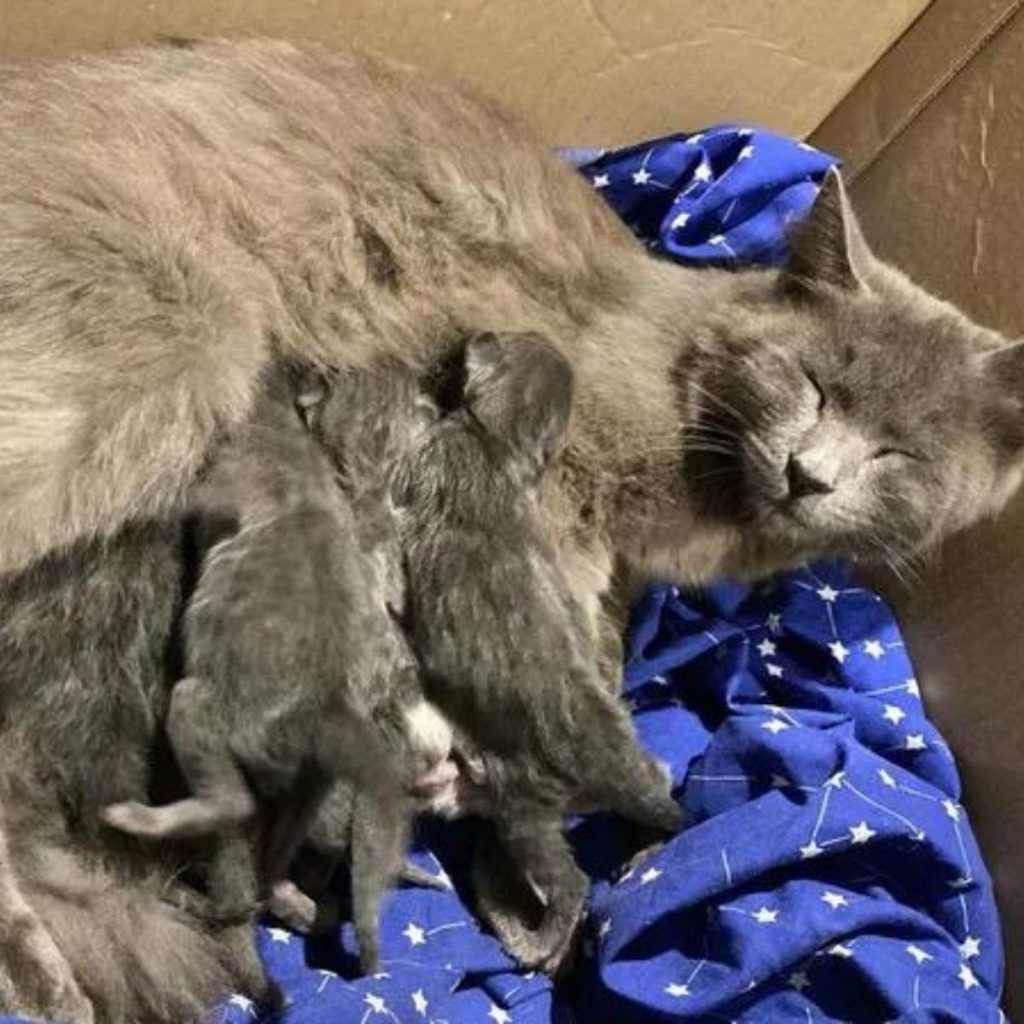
[{"left": 3, "top": 129, "right": 1006, "bottom": 1024}]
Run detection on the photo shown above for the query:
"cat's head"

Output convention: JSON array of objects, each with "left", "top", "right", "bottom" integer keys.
[{"left": 683, "top": 169, "right": 1024, "bottom": 569}]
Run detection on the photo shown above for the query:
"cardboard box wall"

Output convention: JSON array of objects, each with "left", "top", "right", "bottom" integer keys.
[
  {"left": 0, "top": 0, "right": 928, "bottom": 143},
  {"left": 813, "top": 0, "right": 1024, "bottom": 1012}
]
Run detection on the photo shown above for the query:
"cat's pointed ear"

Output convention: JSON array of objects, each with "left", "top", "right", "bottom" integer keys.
[
  {"left": 781, "top": 167, "right": 873, "bottom": 298},
  {"left": 977, "top": 338, "right": 1024, "bottom": 455}
]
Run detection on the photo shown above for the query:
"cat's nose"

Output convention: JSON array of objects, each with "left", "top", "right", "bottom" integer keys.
[{"left": 786, "top": 453, "right": 834, "bottom": 499}]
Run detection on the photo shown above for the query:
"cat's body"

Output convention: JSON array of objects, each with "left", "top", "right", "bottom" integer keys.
[
  {"left": 395, "top": 334, "right": 682, "bottom": 971},
  {"left": 0, "top": 36, "right": 1022, "bottom": 1024}
]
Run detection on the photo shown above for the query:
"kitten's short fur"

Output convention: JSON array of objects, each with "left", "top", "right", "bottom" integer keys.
[
  {"left": 396, "top": 333, "right": 683, "bottom": 972},
  {"left": 1, "top": 37, "right": 1024, "bottom": 1021},
  {"left": 101, "top": 367, "right": 424, "bottom": 975}
]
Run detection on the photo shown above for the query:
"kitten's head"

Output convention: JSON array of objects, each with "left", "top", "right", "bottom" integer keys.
[
  {"left": 683, "top": 169, "right": 1024, "bottom": 568},
  {"left": 305, "top": 361, "right": 438, "bottom": 490},
  {"left": 462, "top": 331, "right": 574, "bottom": 483}
]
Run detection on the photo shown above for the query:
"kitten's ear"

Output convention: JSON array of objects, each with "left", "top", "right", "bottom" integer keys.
[
  {"left": 781, "top": 167, "right": 873, "bottom": 298},
  {"left": 464, "top": 332, "right": 574, "bottom": 473}
]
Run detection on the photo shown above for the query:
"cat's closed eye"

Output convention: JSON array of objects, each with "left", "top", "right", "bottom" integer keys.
[{"left": 872, "top": 446, "right": 925, "bottom": 462}]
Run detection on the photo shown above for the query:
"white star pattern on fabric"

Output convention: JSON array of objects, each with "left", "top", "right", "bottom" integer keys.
[
  {"left": 821, "top": 891, "right": 849, "bottom": 909},
  {"left": 906, "top": 945, "right": 934, "bottom": 964},
  {"left": 267, "top": 927, "right": 291, "bottom": 944},
  {"left": 403, "top": 922, "right": 427, "bottom": 946},
  {"left": 829, "top": 641, "right": 850, "bottom": 663},
  {"left": 906, "top": 677, "right": 921, "bottom": 697},
  {"left": 879, "top": 768, "right": 897, "bottom": 787},
  {"left": 960, "top": 935, "right": 982, "bottom": 959},
  {"left": 906, "top": 734, "right": 928, "bottom": 751},
  {"left": 959, "top": 964, "right": 980, "bottom": 991},
  {"left": 765, "top": 663, "right": 784, "bottom": 678},
  {"left": 828, "top": 943, "right": 854, "bottom": 959},
  {"left": 665, "top": 983, "right": 691, "bottom": 997},
  {"left": 766, "top": 612, "right": 783, "bottom": 633},
  {"left": 412, "top": 990, "right": 429, "bottom": 1016},
  {"left": 800, "top": 841, "right": 825, "bottom": 860},
  {"left": 752, "top": 907, "right": 779, "bottom": 924},
  {"left": 228, "top": 994, "right": 256, "bottom": 1015},
  {"left": 592, "top": 173, "right": 610, "bottom": 188},
  {"left": 883, "top": 704, "right": 906, "bottom": 725},
  {"left": 757, "top": 638, "right": 777, "bottom": 657},
  {"left": 943, "top": 799, "right": 962, "bottom": 821},
  {"left": 488, "top": 1004, "right": 512, "bottom": 1024},
  {"left": 640, "top": 867, "right": 662, "bottom": 885},
  {"left": 950, "top": 875, "right": 974, "bottom": 890},
  {"left": 789, "top": 971, "right": 810, "bottom": 992},
  {"left": 670, "top": 211, "right": 690, "bottom": 229},
  {"left": 598, "top": 919, "right": 612, "bottom": 939},
  {"left": 849, "top": 821, "right": 877, "bottom": 844},
  {"left": 817, "top": 584, "right": 839, "bottom": 602},
  {"left": 694, "top": 162, "right": 712, "bottom": 182},
  {"left": 364, "top": 993, "right": 388, "bottom": 1014},
  {"left": 761, "top": 718, "right": 789, "bottom": 735},
  {"left": 825, "top": 772, "right": 845, "bottom": 789},
  {"left": 709, "top": 234, "right": 726, "bottom": 245},
  {"left": 739, "top": 145, "right": 755, "bottom": 160},
  {"left": 863, "top": 640, "right": 885, "bottom": 659},
  {"left": 687, "top": 132, "right": 704, "bottom": 144},
  {"left": 632, "top": 168, "right": 652, "bottom": 186}
]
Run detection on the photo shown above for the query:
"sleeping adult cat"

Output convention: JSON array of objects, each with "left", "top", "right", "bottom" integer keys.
[{"left": 0, "top": 37, "right": 1023, "bottom": 1023}]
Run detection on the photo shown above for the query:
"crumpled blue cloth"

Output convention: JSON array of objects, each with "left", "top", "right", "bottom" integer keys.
[
  {"left": 6, "top": 127, "right": 1006, "bottom": 1024},
  {"left": 561, "top": 124, "right": 837, "bottom": 265}
]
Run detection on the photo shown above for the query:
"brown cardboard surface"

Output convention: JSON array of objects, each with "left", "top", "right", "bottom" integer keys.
[
  {"left": 813, "top": 1, "right": 1024, "bottom": 1012},
  {"left": 0, "top": 0, "right": 929, "bottom": 144}
]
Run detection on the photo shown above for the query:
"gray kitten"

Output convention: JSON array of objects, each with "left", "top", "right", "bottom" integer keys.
[
  {"left": 0, "top": 519, "right": 268, "bottom": 1024},
  {"left": 101, "top": 366, "right": 423, "bottom": 975},
  {"left": 264, "top": 364, "right": 457, "bottom": 959},
  {"left": 395, "top": 333, "right": 683, "bottom": 973}
]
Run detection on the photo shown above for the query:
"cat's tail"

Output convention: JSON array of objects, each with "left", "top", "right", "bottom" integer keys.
[{"left": 5, "top": 808, "right": 264, "bottom": 1024}]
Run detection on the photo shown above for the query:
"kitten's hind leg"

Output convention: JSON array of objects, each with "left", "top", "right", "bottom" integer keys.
[
  {"left": 103, "top": 677, "right": 256, "bottom": 840},
  {"left": 484, "top": 791, "right": 588, "bottom": 976},
  {"left": 350, "top": 792, "right": 413, "bottom": 975}
]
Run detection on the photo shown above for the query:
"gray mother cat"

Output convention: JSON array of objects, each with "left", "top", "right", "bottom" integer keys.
[{"left": 0, "top": 36, "right": 1023, "bottom": 1024}]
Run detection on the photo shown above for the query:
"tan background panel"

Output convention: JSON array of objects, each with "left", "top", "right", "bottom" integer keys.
[{"left": 0, "top": 0, "right": 929, "bottom": 144}]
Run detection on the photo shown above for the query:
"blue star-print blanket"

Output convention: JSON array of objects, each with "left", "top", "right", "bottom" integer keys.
[{"left": 12, "top": 127, "right": 1007, "bottom": 1024}]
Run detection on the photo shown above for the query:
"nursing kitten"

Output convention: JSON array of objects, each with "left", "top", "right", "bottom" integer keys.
[
  {"left": 263, "top": 364, "right": 457, "bottom": 966},
  {"left": 1, "top": 36, "right": 1024, "bottom": 1021},
  {"left": 0, "top": 520, "right": 265, "bottom": 1024},
  {"left": 396, "top": 333, "right": 682, "bottom": 972},
  {"left": 101, "top": 366, "right": 427, "bottom": 975}
]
